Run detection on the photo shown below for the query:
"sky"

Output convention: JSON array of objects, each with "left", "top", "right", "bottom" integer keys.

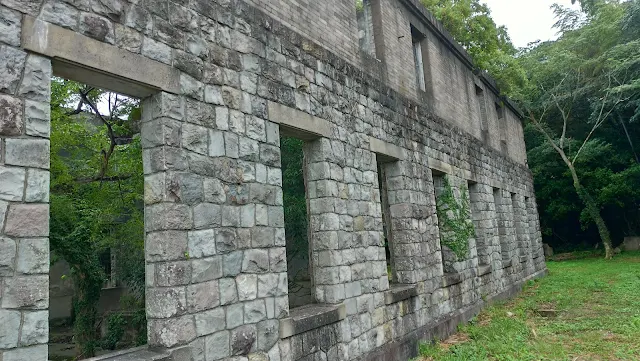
[{"left": 482, "top": 0, "right": 581, "bottom": 48}]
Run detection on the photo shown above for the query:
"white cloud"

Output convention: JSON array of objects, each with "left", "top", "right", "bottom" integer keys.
[{"left": 482, "top": 0, "right": 581, "bottom": 48}]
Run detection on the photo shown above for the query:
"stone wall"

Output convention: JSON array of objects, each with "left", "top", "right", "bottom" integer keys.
[
  {"left": 0, "top": 7, "right": 51, "bottom": 358},
  {"left": 0, "top": 0, "right": 546, "bottom": 360}
]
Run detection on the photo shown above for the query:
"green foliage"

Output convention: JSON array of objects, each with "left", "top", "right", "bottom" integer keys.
[
  {"left": 50, "top": 77, "right": 145, "bottom": 357},
  {"left": 420, "top": 0, "right": 526, "bottom": 95},
  {"left": 418, "top": 252, "right": 640, "bottom": 360},
  {"left": 355, "top": 0, "right": 364, "bottom": 11},
  {"left": 435, "top": 176, "right": 474, "bottom": 260},
  {"left": 519, "top": 0, "right": 640, "bottom": 251},
  {"left": 102, "top": 313, "right": 126, "bottom": 350}
]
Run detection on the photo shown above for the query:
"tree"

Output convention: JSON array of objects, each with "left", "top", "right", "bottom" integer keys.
[
  {"left": 518, "top": 0, "right": 640, "bottom": 256},
  {"left": 50, "top": 78, "right": 145, "bottom": 357}
]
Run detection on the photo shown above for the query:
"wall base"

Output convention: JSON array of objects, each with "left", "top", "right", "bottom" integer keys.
[{"left": 358, "top": 268, "right": 548, "bottom": 361}]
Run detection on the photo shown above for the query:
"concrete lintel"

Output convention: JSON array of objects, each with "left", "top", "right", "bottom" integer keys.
[
  {"left": 370, "top": 137, "right": 405, "bottom": 162},
  {"left": 428, "top": 158, "right": 452, "bottom": 175},
  {"left": 267, "top": 101, "right": 332, "bottom": 139},
  {"left": 21, "top": 16, "right": 180, "bottom": 98}
]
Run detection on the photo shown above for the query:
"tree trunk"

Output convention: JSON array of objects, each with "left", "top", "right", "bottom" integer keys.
[{"left": 566, "top": 162, "right": 614, "bottom": 259}]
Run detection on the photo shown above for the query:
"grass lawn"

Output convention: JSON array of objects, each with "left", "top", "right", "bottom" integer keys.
[{"left": 417, "top": 252, "right": 640, "bottom": 361}]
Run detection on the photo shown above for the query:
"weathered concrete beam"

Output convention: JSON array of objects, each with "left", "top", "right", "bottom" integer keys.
[
  {"left": 267, "top": 101, "right": 332, "bottom": 140},
  {"left": 370, "top": 137, "right": 406, "bottom": 162},
  {"left": 21, "top": 16, "right": 180, "bottom": 98}
]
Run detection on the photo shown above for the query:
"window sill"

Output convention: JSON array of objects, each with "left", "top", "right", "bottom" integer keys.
[
  {"left": 384, "top": 284, "right": 418, "bottom": 305},
  {"left": 477, "top": 264, "right": 492, "bottom": 277},
  {"left": 280, "top": 303, "right": 346, "bottom": 339},
  {"left": 441, "top": 272, "right": 463, "bottom": 287},
  {"left": 83, "top": 346, "right": 169, "bottom": 361}
]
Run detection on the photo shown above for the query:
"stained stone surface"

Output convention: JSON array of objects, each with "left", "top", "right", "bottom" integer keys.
[{"left": 0, "top": 0, "right": 547, "bottom": 360}]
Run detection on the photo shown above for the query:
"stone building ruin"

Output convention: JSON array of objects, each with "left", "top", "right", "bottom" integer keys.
[{"left": 0, "top": 0, "right": 547, "bottom": 360}]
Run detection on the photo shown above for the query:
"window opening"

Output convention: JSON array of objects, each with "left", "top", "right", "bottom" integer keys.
[
  {"left": 468, "top": 181, "right": 489, "bottom": 266},
  {"left": 412, "top": 26, "right": 426, "bottom": 92},
  {"left": 48, "top": 77, "right": 145, "bottom": 359},
  {"left": 280, "top": 136, "right": 313, "bottom": 309},
  {"left": 377, "top": 161, "right": 395, "bottom": 283},
  {"left": 356, "top": 0, "right": 377, "bottom": 56},
  {"left": 493, "top": 188, "right": 510, "bottom": 264}
]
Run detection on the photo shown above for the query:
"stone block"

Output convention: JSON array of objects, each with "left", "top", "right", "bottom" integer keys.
[
  {"left": 19, "top": 310, "right": 48, "bottom": 346},
  {"left": 231, "top": 324, "right": 256, "bottom": 356},
  {"left": 5, "top": 138, "right": 50, "bottom": 169},
  {"left": 0, "top": 235, "right": 15, "bottom": 276},
  {"left": 18, "top": 54, "right": 51, "bottom": 102},
  {"left": 3, "top": 344, "right": 48, "bottom": 361},
  {"left": 16, "top": 238, "right": 49, "bottom": 274},
  {"left": 0, "top": 91, "right": 24, "bottom": 135},
  {"left": 0, "top": 46, "right": 26, "bottom": 95},
  {"left": 209, "top": 130, "right": 225, "bottom": 157},
  {"left": 167, "top": 172, "right": 204, "bottom": 205},
  {"left": 224, "top": 251, "right": 243, "bottom": 276},
  {"left": 145, "top": 230, "right": 188, "bottom": 262},
  {"left": 244, "top": 299, "right": 266, "bottom": 324},
  {"left": 2, "top": 275, "right": 48, "bottom": 309},
  {"left": 142, "top": 36, "right": 172, "bottom": 64},
  {"left": 189, "top": 229, "right": 216, "bottom": 258},
  {"left": 40, "top": 1, "right": 78, "bottom": 30},
  {"left": 148, "top": 315, "right": 196, "bottom": 348},
  {"left": 146, "top": 286, "right": 187, "bottom": 318},
  {"left": 193, "top": 203, "right": 222, "bottom": 229},
  {"left": 0, "top": 5, "right": 21, "bottom": 46},
  {"left": 115, "top": 23, "right": 143, "bottom": 53},
  {"left": 242, "top": 249, "right": 269, "bottom": 273},
  {"left": 187, "top": 280, "right": 220, "bottom": 312},
  {"left": 205, "top": 330, "right": 231, "bottom": 361},
  {"left": 25, "top": 168, "right": 49, "bottom": 202},
  {"left": 216, "top": 228, "right": 238, "bottom": 254},
  {"left": 219, "top": 277, "right": 238, "bottom": 305},
  {"left": 226, "top": 303, "right": 244, "bottom": 329},
  {"left": 144, "top": 173, "right": 165, "bottom": 204},
  {"left": 183, "top": 123, "right": 209, "bottom": 155},
  {"left": 256, "top": 319, "right": 279, "bottom": 351},
  {"left": 4, "top": 204, "right": 49, "bottom": 237},
  {"left": 156, "top": 261, "right": 192, "bottom": 286},
  {"left": 0, "top": 165, "right": 25, "bottom": 201},
  {"left": 195, "top": 307, "right": 226, "bottom": 336},
  {"left": 145, "top": 203, "right": 193, "bottom": 231},
  {"left": 191, "top": 256, "right": 223, "bottom": 283},
  {"left": 204, "top": 178, "right": 227, "bottom": 204},
  {"left": 0, "top": 309, "right": 21, "bottom": 348},
  {"left": 236, "top": 273, "right": 257, "bottom": 301}
]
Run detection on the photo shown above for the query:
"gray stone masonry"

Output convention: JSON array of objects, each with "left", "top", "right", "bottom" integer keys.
[{"left": 0, "top": 0, "right": 546, "bottom": 360}]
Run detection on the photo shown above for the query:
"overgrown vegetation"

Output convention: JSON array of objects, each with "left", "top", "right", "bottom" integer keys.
[
  {"left": 435, "top": 176, "right": 474, "bottom": 260},
  {"left": 418, "top": 252, "right": 640, "bottom": 360},
  {"left": 50, "top": 78, "right": 145, "bottom": 358},
  {"left": 518, "top": 0, "right": 640, "bottom": 254}
]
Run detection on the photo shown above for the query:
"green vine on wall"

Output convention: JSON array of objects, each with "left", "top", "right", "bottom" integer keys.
[{"left": 435, "top": 176, "right": 475, "bottom": 260}]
